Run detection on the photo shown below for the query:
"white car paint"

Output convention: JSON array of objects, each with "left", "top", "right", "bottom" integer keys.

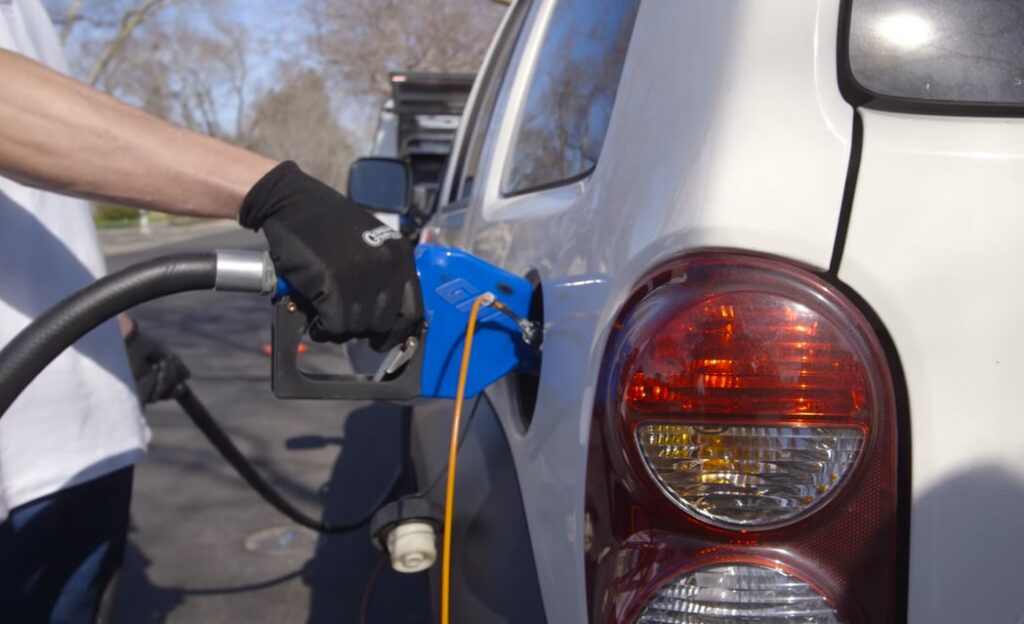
[
  {"left": 429, "top": 0, "right": 1023, "bottom": 621},
  {"left": 840, "top": 110, "right": 1024, "bottom": 623},
  {"left": 439, "top": 1, "right": 857, "bottom": 622}
]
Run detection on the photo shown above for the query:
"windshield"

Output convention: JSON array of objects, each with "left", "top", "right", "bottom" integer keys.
[{"left": 848, "top": 0, "right": 1024, "bottom": 107}]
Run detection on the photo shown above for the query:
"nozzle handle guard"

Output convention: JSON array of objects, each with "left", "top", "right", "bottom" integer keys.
[{"left": 271, "top": 299, "right": 424, "bottom": 400}]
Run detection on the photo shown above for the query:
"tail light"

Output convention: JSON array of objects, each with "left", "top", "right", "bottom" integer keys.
[
  {"left": 637, "top": 563, "right": 843, "bottom": 623},
  {"left": 585, "top": 254, "right": 899, "bottom": 623}
]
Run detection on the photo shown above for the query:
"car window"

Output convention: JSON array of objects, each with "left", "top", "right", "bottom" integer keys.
[
  {"left": 848, "top": 0, "right": 1024, "bottom": 107},
  {"left": 444, "top": 0, "right": 533, "bottom": 210},
  {"left": 502, "top": 0, "right": 639, "bottom": 196}
]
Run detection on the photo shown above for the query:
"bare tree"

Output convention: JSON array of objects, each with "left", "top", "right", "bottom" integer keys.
[
  {"left": 48, "top": 0, "right": 257, "bottom": 144},
  {"left": 247, "top": 69, "right": 357, "bottom": 191},
  {"left": 85, "top": 0, "right": 174, "bottom": 85},
  {"left": 46, "top": 0, "right": 479, "bottom": 189},
  {"left": 307, "top": 0, "right": 504, "bottom": 103},
  {"left": 47, "top": 0, "right": 181, "bottom": 85},
  {"left": 57, "top": 0, "right": 85, "bottom": 43},
  {"left": 114, "top": 13, "right": 251, "bottom": 140}
]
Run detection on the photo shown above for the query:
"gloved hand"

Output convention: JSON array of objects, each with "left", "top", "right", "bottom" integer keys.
[
  {"left": 124, "top": 323, "right": 190, "bottom": 405},
  {"left": 239, "top": 161, "right": 422, "bottom": 351}
]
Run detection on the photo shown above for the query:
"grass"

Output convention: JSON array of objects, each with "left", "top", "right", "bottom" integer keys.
[
  {"left": 92, "top": 203, "right": 140, "bottom": 228},
  {"left": 92, "top": 203, "right": 208, "bottom": 229}
]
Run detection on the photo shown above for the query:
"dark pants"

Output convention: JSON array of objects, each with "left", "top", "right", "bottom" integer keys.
[{"left": 0, "top": 467, "right": 133, "bottom": 624}]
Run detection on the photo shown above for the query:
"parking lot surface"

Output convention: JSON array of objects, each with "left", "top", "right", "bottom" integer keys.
[{"left": 104, "top": 225, "right": 430, "bottom": 623}]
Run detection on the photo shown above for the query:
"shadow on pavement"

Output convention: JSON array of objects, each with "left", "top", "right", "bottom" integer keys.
[
  {"left": 104, "top": 231, "right": 430, "bottom": 622},
  {"left": 301, "top": 403, "right": 430, "bottom": 624},
  {"left": 111, "top": 402, "right": 430, "bottom": 623}
]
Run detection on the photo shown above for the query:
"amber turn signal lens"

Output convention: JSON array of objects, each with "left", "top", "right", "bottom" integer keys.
[{"left": 636, "top": 424, "right": 863, "bottom": 526}]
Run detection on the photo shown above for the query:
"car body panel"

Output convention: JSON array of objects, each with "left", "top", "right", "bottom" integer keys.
[
  {"left": 840, "top": 109, "right": 1024, "bottom": 623},
  {"left": 427, "top": 1, "right": 857, "bottom": 621},
  {"left": 409, "top": 396, "right": 548, "bottom": 622}
]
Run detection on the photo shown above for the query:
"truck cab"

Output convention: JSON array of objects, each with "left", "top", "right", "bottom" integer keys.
[{"left": 363, "top": 72, "right": 474, "bottom": 235}]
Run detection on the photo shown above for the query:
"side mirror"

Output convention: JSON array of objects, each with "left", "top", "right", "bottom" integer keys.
[{"left": 347, "top": 157, "right": 411, "bottom": 214}]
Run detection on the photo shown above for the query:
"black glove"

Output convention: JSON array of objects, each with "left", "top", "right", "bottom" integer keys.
[
  {"left": 124, "top": 323, "right": 190, "bottom": 405},
  {"left": 239, "top": 161, "right": 422, "bottom": 351}
]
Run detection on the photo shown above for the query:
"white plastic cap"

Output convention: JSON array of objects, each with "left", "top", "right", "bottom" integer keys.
[{"left": 385, "top": 520, "right": 437, "bottom": 573}]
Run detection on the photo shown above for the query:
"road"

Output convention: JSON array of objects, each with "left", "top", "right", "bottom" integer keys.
[{"left": 105, "top": 227, "right": 430, "bottom": 623}]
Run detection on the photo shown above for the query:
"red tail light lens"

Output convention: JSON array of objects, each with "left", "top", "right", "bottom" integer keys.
[
  {"left": 618, "top": 261, "right": 883, "bottom": 529},
  {"left": 625, "top": 292, "right": 872, "bottom": 420},
  {"left": 585, "top": 254, "right": 899, "bottom": 623}
]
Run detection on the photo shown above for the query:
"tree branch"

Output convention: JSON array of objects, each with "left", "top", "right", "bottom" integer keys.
[
  {"left": 59, "top": 0, "right": 87, "bottom": 44},
  {"left": 86, "top": 0, "right": 172, "bottom": 86}
]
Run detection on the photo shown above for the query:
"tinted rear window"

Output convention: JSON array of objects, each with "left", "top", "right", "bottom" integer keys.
[
  {"left": 502, "top": 0, "right": 639, "bottom": 195},
  {"left": 848, "top": 0, "right": 1024, "bottom": 106}
]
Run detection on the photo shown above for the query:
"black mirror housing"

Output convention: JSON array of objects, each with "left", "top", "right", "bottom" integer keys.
[{"left": 347, "top": 157, "right": 411, "bottom": 214}]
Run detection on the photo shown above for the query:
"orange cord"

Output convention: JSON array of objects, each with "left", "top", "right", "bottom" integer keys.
[{"left": 440, "top": 293, "right": 491, "bottom": 624}]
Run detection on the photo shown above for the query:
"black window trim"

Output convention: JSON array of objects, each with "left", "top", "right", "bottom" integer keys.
[
  {"left": 837, "top": 0, "right": 1024, "bottom": 118},
  {"left": 502, "top": 165, "right": 594, "bottom": 200}
]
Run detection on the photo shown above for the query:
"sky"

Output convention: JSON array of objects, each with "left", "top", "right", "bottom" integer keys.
[
  {"left": 39, "top": 0, "right": 502, "bottom": 153},
  {"left": 45, "top": 0, "right": 313, "bottom": 84},
  {"left": 39, "top": 0, "right": 391, "bottom": 149}
]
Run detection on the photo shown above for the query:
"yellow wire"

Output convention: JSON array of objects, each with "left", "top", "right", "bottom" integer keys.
[{"left": 441, "top": 293, "right": 490, "bottom": 624}]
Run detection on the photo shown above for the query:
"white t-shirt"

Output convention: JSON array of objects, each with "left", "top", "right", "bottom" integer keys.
[{"left": 0, "top": 0, "right": 149, "bottom": 522}]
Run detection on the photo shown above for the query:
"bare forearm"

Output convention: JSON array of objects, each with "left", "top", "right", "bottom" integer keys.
[{"left": 0, "top": 50, "right": 276, "bottom": 218}]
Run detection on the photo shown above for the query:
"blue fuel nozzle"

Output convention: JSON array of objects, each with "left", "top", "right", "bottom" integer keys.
[
  {"left": 415, "top": 245, "right": 537, "bottom": 398},
  {"left": 270, "top": 244, "right": 538, "bottom": 401}
]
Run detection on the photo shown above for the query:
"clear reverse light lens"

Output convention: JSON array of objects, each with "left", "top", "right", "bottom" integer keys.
[
  {"left": 637, "top": 563, "right": 844, "bottom": 624},
  {"left": 637, "top": 424, "right": 863, "bottom": 527}
]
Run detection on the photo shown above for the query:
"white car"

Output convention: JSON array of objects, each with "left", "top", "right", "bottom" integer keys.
[{"left": 405, "top": 0, "right": 1024, "bottom": 622}]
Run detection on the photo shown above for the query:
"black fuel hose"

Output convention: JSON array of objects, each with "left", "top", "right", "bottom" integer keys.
[
  {"left": 0, "top": 250, "right": 395, "bottom": 534},
  {"left": 0, "top": 253, "right": 218, "bottom": 416},
  {"left": 173, "top": 383, "right": 399, "bottom": 534}
]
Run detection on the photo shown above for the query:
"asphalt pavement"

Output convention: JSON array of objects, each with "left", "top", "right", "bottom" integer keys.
[{"left": 103, "top": 225, "right": 430, "bottom": 623}]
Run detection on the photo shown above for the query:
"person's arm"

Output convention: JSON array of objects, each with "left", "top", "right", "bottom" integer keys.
[
  {"left": 0, "top": 50, "right": 422, "bottom": 349},
  {"left": 0, "top": 49, "right": 275, "bottom": 218}
]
